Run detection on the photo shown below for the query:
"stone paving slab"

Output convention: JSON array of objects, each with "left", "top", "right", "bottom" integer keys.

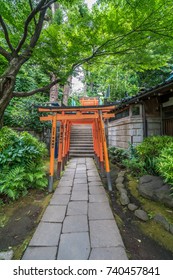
[
  {"left": 63, "top": 171, "right": 75, "bottom": 175},
  {"left": 57, "top": 232, "right": 90, "bottom": 260},
  {"left": 75, "top": 174, "right": 87, "bottom": 178},
  {"left": 59, "top": 177, "right": 74, "bottom": 183},
  {"left": 67, "top": 201, "right": 88, "bottom": 215},
  {"left": 50, "top": 194, "right": 70, "bottom": 205},
  {"left": 67, "top": 164, "right": 77, "bottom": 167},
  {"left": 87, "top": 167, "right": 96, "bottom": 170},
  {"left": 65, "top": 167, "right": 76, "bottom": 171},
  {"left": 89, "top": 220, "right": 124, "bottom": 248},
  {"left": 77, "top": 159, "right": 86, "bottom": 163},
  {"left": 62, "top": 215, "right": 88, "bottom": 233},
  {"left": 89, "top": 202, "right": 114, "bottom": 220},
  {"left": 74, "top": 178, "right": 87, "bottom": 184},
  {"left": 89, "top": 194, "right": 109, "bottom": 203},
  {"left": 22, "top": 247, "right": 57, "bottom": 260},
  {"left": 76, "top": 167, "right": 87, "bottom": 171},
  {"left": 22, "top": 157, "right": 127, "bottom": 260},
  {"left": 75, "top": 169, "right": 86, "bottom": 173},
  {"left": 29, "top": 222, "right": 61, "bottom": 246},
  {"left": 73, "top": 184, "right": 88, "bottom": 191},
  {"left": 71, "top": 190, "right": 88, "bottom": 201},
  {"left": 58, "top": 181, "right": 73, "bottom": 188},
  {"left": 89, "top": 246, "right": 128, "bottom": 260},
  {"left": 89, "top": 182, "right": 104, "bottom": 187},
  {"left": 89, "top": 186, "right": 106, "bottom": 194},
  {"left": 54, "top": 187, "right": 72, "bottom": 195},
  {"left": 88, "top": 177, "right": 102, "bottom": 182},
  {"left": 41, "top": 205, "right": 66, "bottom": 223},
  {"left": 87, "top": 172, "right": 99, "bottom": 177}
]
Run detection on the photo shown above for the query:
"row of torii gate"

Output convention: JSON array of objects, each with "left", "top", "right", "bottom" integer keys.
[{"left": 38, "top": 104, "right": 116, "bottom": 192}]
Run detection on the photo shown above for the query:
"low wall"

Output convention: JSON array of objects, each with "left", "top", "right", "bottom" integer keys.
[{"left": 108, "top": 116, "right": 144, "bottom": 149}]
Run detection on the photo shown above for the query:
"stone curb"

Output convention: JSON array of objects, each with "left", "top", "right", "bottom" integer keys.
[{"left": 115, "top": 171, "right": 173, "bottom": 234}]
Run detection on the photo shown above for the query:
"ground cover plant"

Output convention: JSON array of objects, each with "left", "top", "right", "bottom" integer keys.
[
  {"left": 109, "top": 135, "right": 173, "bottom": 189},
  {"left": 0, "top": 127, "right": 48, "bottom": 201}
]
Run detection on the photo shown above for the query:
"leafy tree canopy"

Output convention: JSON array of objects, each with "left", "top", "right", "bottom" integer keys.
[{"left": 0, "top": 0, "right": 173, "bottom": 122}]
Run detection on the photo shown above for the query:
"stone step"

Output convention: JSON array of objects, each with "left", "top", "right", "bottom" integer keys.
[
  {"left": 69, "top": 154, "right": 94, "bottom": 158},
  {"left": 70, "top": 150, "right": 94, "bottom": 154},
  {"left": 70, "top": 133, "right": 92, "bottom": 135},
  {"left": 70, "top": 147, "right": 93, "bottom": 150},
  {"left": 70, "top": 125, "right": 94, "bottom": 157},
  {"left": 70, "top": 133, "right": 92, "bottom": 138},
  {"left": 70, "top": 136, "right": 93, "bottom": 138},
  {"left": 70, "top": 141, "right": 93, "bottom": 144},
  {"left": 70, "top": 148, "right": 94, "bottom": 152},
  {"left": 70, "top": 142, "right": 93, "bottom": 147}
]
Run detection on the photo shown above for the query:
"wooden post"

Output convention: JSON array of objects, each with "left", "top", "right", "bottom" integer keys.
[
  {"left": 62, "top": 120, "right": 66, "bottom": 171},
  {"left": 99, "top": 111, "right": 112, "bottom": 191},
  {"left": 48, "top": 114, "right": 57, "bottom": 192},
  {"left": 98, "top": 118, "right": 104, "bottom": 174},
  {"left": 57, "top": 121, "right": 63, "bottom": 179}
]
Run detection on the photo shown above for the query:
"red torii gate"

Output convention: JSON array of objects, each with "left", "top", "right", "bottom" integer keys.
[{"left": 38, "top": 104, "right": 116, "bottom": 192}]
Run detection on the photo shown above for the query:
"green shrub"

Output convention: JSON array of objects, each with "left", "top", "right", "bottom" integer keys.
[
  {"left": 0, "top": 127, "right": 48, "bottom": 201},
  {"left": 0, "top": 129, "right": 47, "bottom": 168},
  {"left": 0, "top": 166, "right": 27, "bottom": 200},
  {"left": 136, "top": 135, "right": 173, "bottom": 175},
  {"left": 4, "top": 95, "right": 50, "bottom": 133},
  {"left": 156, "top": 143, "right": 173, "bottom": 189},
  {"left": 0, "top": 127, "right": 18, "bottom": 152},
  {"left": 136, "top": 135, "right": 173, "bottom": 160},
  {"left": 122, "top": 157, "right": 147, "bottom": 177},
  {"left": 109, "top": 146, "right": 128, "bottom": 163}
]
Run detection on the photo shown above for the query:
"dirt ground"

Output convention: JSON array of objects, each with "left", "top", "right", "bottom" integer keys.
[
  {"left": 108, "top": 164, "right": 173, "bottom": 260},
  {"left": 0, "top": 189, "right": 52, "bottom": 259},
  {"left": 109, "top": 190, "right": 173, "bottom": 260},
  {"left": 0, "top": 164, "right": 173, "bottom": 260}
]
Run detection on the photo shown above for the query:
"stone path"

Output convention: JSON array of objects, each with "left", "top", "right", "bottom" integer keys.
[{"left": 22, "top": 158, "right": 128, "bottom": 260}]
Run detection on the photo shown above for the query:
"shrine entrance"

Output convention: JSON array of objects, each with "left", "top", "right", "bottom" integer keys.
[{"left": 37, "top": 105, "right": 116, "bottom": 192}]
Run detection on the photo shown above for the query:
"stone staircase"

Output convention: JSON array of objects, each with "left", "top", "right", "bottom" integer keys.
[{"left": 69, "top": 125, "right": 94, "bottom": 158}]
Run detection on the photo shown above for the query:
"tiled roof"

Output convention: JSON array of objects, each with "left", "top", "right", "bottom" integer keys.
[{"left": 112, "top": 79, "right": 173, "bottom": 109}]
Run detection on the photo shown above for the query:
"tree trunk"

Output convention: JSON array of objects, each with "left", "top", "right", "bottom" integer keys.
[
  {"left": 0, "top": 77, "right": 14, "bottom": 127},
  {"left": 49, "top": 73, "right": 59, "bottom": 102},
  {"left": 49, "top": 3, "right": 60, "bottom": 104},
  {"left": 0, "top": 57, "right": 24, "bottom": 126},
  {"left": 63, "top": 76, "right": 72, "bottom": 106}
]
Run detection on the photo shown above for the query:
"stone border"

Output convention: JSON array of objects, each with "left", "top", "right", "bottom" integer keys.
[{"left": 115, "top": 171, "right": 173, "bottom": 235}]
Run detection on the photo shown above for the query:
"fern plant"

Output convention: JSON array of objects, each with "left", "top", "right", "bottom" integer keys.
[
  {"left": 0, "top": 166, "right": 27, "bottom": 200},
  {"left": 0, "top": 127, "right": 48, "bottom": 201},
  {"left": 156, "top": 143, "right": 173, "bottom": 189}
]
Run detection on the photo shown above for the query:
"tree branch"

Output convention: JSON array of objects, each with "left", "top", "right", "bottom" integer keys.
[
  {"left": 13, "top": 77, "right": 61, "bottom": 97},
  {"left": 94, "top": 31, "right": 135, "bottom": 55},
  {"left": 29, "top": 9, "right": 47, "bottom": 49},
  {"left": 0, "top": 46, "right": 12, "bottom": 61},
  {"left": 29, "top": 0, "right": 37, "bottom": 26},
  {"left": 41, "top": 0, "right": 56, "bottom": 10},
  {"left": 15, "top": 0, "right": 57, "bottom": 54},
  {"left": 137, "top": 29, "right": 173, "bottom": 40},
  {"left": 0, "top": 15, "right": 14, "bottom": 52}
]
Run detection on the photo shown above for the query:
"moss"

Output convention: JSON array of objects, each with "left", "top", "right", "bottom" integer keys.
[
  {"left": 126, "top": 173, "right": 173, "bottom": 252},
  {"left": 0, "top": 202, "right": 18, "bottom": 228},
  {"left": 138, "top": 220, "right": 173, "bottom": 253},
  {"left": 127, "top": 175, "right": 139, "bottom": 198},
  {"left": 12, "top": 237, "right": 31, "bottom": 260},
  {"left": 114, "top": 213, "right": 124, "bottom": 227},
  {"left": 0, "top": 215, "right": 8, "bottom": 228},
  {"left": 127, "top": 174, "right": 173, "bottom": 224}
]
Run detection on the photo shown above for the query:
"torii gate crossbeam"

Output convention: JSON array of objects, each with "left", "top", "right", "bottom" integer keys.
[{"left": 37, "top": 104, "right": 116, "bottom": 192}]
